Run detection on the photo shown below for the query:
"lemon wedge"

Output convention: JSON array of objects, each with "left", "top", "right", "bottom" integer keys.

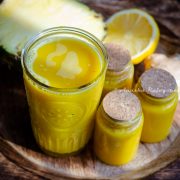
[{"left": 104, "top": 9, "right": 160, "bottom": 64}]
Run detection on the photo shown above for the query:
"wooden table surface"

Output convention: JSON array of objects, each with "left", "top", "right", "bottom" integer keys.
[{"left": 0, "top": 153, "right": 180, "bottom": 180}]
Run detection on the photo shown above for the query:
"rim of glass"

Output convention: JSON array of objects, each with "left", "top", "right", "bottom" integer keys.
[{"left": 21, "top": 26, "right": 108, "bottom": 93}]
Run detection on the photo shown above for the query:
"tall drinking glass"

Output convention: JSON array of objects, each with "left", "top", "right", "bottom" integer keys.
[{"left": 21, "top": 27, "right": 108, "bottom": 156}]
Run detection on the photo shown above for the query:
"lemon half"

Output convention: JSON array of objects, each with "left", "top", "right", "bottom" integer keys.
[{"left": 104, "top": 9, "right": 160, "bottom": 64}]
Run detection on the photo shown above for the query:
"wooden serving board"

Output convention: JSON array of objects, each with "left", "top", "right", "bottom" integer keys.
[{"left": 0, "top": 0, "right": 180, "bottom": 179}]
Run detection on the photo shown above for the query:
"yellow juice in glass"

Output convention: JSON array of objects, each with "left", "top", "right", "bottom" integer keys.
[{"left": 21, "top": 27, "right": 107, "bottom": 156}]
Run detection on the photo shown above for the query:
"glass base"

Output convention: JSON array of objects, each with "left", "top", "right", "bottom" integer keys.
[{"left": 40, "top": 146, "right": 85, "bottom": 157}]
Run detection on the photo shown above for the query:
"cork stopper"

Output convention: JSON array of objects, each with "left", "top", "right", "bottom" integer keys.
[
  {"left": 102, "top": 90, "right": 141, "bottom": 121},
  {"left": 105, "top": 43, "right": 131, "bottom": 71},
  {"left": 140, "top": 68, "right": 177, "bottom": 98}
]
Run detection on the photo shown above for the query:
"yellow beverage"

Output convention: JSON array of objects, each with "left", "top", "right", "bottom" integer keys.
[
  {"left": 137, "top": 93, "right": 178, "bottom": 142},
  {"left": 135, "top": 68, "right": 178, "bottom": 143},
  {"left": 94, "top": 90, "right": 143, "bottom": 165},
  {"left": 33, "top": 39, "right": 102, "bottom": 88},
  {"left": 94, "top": 109, "right": 143, "bottom": 165},
  {"left": 21, "top": 27, "right": 108, "bottom": 155},
  {"left": 102, "top": 43, "right": 134, "bottom": 97}
]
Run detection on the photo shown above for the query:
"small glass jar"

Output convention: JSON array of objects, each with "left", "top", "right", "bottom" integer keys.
[
  {"left": 94, "top": 90, "right": 143, "bottom": 165},
  {"left": 103, "top": 43, "right": 134, "bottom": 96},
  {"left": 135, "top": 68, "right": 178, "bottom": 143}
]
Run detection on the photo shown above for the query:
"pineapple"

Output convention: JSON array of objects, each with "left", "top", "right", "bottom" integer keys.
[{"left": 0, "top": 0, "right": 106, "bottom": 67}]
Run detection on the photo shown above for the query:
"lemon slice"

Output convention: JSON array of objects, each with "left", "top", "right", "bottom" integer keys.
[{"left": 104, "top": 9, "right": 160, "bottom": 64}]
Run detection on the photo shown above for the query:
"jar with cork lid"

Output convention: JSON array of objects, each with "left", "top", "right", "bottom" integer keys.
[
  {"left": 135, "top": 68, "right": 178, "bottom": 143},
  {"left": 103, "top": 43, "right": 134, "bottom": 96},
  {"left": 94, "top": 90, "right": 143, "bottom": 165}
]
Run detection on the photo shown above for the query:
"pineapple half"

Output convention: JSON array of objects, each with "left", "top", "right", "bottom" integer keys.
[{"left": 0, "top": 0, "right": 105, "bottom": 59}]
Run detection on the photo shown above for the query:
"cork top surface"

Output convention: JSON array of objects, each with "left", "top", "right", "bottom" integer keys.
[
  {"left": 105, "top": 43, "right": 131, "bottom": 71},
  {"left": 140, "top": 68, "right": 177, "bottom": 98},
  {"left": 102, "top": 90, "right": 141, "bottom": 121}
]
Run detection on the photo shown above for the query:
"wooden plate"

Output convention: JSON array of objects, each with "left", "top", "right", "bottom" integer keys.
[{"left": 0, "top": 0, "right": 180, "bottom": 179}]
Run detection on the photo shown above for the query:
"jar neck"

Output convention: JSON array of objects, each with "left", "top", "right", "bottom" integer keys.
[
  {"left": 99, "top": 104, "right": 142, "bottom": 130},
  {"left": 105, "top": 61, "right": 133, "bottom": 81},
  {"left": 135, "top": 81, "right": 178, "bottom": 104}
]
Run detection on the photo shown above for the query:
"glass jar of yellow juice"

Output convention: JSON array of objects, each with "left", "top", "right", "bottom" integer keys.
[
  {"left": 21, "top": 27, "right": 108, "bottom": 156},
  {"left": 103, "top": 43, "right": 134, "bottom": 96},
  {"left": 135, "top": 68, "right": 178, "bottom": 143},
  {"left": 94, "top": 90, "right": 143, "bottom": 165}
]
